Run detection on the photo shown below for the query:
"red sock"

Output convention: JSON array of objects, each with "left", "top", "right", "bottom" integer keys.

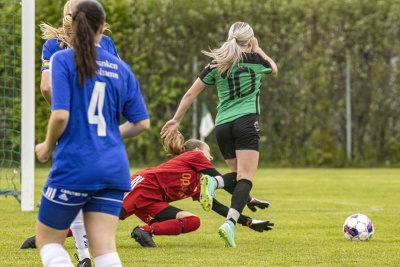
[
  {"left": 141, "top": 216, "right": 200, "bottom": 235},
  {"left": 66, "top": 228, "right": 73, "bottom": 237}
]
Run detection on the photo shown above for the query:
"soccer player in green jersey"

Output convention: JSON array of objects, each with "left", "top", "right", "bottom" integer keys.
[{"left": 161, "top": 21, "right": 277, "bottom": 248}]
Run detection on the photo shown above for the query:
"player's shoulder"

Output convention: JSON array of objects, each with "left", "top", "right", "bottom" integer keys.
[
  {"left": 43, "top": 38, "right": 67, "bottom": 51},
  {"left": 100, "top": 34, "right": 113, "bottom": 42},
  {"left": 51, "top": 48, "right": 73, "bottom": 63},
  {"left": 98, "top": 49, "right": 133, "bottom": 75},
  {"left": 242, "top": 52, "right": 268, "bottom": 65}
]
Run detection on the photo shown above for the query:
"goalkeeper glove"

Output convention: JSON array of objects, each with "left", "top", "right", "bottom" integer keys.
[
  {"left": 246, "top": 218, "right": 274, "bottom": 232},
  {"left": 247, "top": 197, "right": 270, "bottom": 212}
]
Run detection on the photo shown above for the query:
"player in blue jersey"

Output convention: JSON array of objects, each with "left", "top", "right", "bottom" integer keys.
[
  {"left": 40, "top": 0, "right": 119, "bottom": 106},
  {"left": 34, "top": 1, "right": 149, "bottom": 266},
  {"left": 35, "top": 1, "right": 122, "bottom": 266},
  {"left": 161, "top": 22, "right": 277, "bottom": 248}
]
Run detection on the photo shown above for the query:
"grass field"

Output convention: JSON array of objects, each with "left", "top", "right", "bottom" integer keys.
[{"left": 1, "top": 168, "right": 399, "bottom": 266}]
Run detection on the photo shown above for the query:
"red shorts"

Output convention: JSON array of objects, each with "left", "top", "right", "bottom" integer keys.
[{"left": 121, "top": 184, "right": 170, "bottom": 224}]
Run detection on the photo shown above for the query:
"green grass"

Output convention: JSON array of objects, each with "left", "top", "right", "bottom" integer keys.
[{"left": 1, "top": 168, "right": 400, "bottom": 266}]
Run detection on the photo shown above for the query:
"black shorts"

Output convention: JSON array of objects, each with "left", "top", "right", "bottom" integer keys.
[{"left": 215, "top": 114, "right": 260, "bottom": 160}]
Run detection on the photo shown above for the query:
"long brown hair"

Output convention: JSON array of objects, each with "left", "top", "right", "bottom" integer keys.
[
  {"left": 72, "top": 0, "right": 105, "bottom": 87},
  {"left": 163, "top": 131, "right": 206, "bottom": 156}
]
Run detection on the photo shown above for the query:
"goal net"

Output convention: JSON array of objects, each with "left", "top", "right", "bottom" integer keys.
[{"left": 0, "top": 0, "right": 35, "bottom": 211}]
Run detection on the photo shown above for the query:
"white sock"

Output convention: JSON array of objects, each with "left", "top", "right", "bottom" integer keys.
[
  {"left": 40, "top": 243, "right": 74, "bottom": 267},
  {"left": 214, "top": 175, "right": 224, "bottom": 188},
  {"left": 93, "top": 252, "right": 122, "bottom": 267},
  {"left": 71, "top": 210, "right": 91, "bottom": 260}
]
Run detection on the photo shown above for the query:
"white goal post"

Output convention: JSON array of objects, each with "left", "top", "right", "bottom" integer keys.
[{"left": 21, "top": 0, "right": 35, "bottom": 211}]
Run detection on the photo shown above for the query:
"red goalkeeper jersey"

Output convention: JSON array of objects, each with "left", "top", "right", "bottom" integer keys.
[{"left": 124, "top": 151, "right": 213, "bottom": 210}]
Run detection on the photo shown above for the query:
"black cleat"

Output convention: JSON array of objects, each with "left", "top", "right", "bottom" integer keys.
[
  {"left": 247, "top": 197, "right": 270, "bottom": 212},
  {"left": 20, "top": 235, "right": 36, "bottom": 249},
  {"left": 74, "top": 254, "right": 92, "bottom": 267},
  {"left": 131, "top": 226, "right": 157, "bottom": 248}
]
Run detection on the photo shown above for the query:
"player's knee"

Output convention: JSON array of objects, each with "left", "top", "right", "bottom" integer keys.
[{"left": 180, "top": 216, "right": 200, "bottom": 233}]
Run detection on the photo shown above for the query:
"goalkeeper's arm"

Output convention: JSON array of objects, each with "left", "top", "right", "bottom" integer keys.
[{"left": 211, "top": 198, "right": 274, "bottom": 232}]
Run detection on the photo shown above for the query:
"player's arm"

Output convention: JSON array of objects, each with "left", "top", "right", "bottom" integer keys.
[
  {"left": 251, "top": 37, "right": 278, "bottom": 75},
  {"left": 119, "top": 119, "right": 150, "bottom": 139},
  {"left": 40, "top": 71, "right": 52, "bottom": 106},
  {"left": 211, "top": 198, "right": 273, "bottom": 232},
  {"left": 160, "top": 78, "right": 206, "bottom": 138},
  {"left": 35, "top": 109, "right": 69, "bottom": 162}
]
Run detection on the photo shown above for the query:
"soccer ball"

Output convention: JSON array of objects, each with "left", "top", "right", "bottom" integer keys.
[{"left": 343, "top": 213, "right": 374, "bottom": 241}]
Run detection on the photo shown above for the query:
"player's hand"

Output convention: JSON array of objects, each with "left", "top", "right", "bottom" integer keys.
[
  {"left": 35, "top": 142, "right": 53, "bottom": 163},
  {"left": 160, "top": 119, "right": 179, "bottom": 139},
  {"left": 247, "top": 197, "right": 270, "bottom": 212},
  {"left": 248, "top": 219, "right": 274, "bottom": 232},
  {"left": 251, "top": 36, "right": 260, "bottom": 53}
]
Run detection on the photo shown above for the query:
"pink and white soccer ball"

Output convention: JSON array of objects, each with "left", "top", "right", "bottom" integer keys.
[{"left": 343, "top": 213, "right": 374, "bottom": 241}]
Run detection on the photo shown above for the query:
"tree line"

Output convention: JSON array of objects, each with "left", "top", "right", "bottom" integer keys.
[{"left": 30, "top": 0, "right": 400, "bottom": 167}]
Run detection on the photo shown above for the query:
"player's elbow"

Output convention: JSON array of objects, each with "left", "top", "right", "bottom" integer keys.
[{"left": 138, "top": 118, "right": 150, "bottom": 133}]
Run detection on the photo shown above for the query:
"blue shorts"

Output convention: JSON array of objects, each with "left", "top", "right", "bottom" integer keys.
[{"left": 38, "top": 186, "right": 125, "bottom": 230}]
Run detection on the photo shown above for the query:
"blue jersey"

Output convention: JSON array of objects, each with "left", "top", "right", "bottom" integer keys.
[
  {"left": 41, "top": 34, "right": 119, "bottom": 72},
  {"left": 47, "top": 47, "right": 149, "bottom": 191}
]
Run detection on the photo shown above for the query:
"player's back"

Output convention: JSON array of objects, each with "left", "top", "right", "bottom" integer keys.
[{"left": 47, "top": 47, "right": 148, "bottom": 191}]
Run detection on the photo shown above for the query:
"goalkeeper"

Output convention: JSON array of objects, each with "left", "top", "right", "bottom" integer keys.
[
  {"left": 119, "top": 131, "right": 273, "bottom": 248},
  {"left": 21, "top": 131, "right": 272, "bottom": 249}
]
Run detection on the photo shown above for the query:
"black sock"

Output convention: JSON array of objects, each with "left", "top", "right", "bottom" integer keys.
[{"left": 230, "top": 179, "right": 253, "bottom": 215}]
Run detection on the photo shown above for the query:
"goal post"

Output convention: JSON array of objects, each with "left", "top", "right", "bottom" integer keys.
[
  {"left": 21, "top": 0, "right": 35, "bottom": 211},
  {"left": 0, "top": 0, "right": 35, "bottom": 211}
]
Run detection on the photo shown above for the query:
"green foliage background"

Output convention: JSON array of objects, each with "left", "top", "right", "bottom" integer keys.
[{"left": 32, "top": 0, "right": 400, "bottom": 167}]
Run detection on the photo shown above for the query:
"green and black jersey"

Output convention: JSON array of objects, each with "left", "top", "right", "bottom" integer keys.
[{"left": 199, "top": 52, "right": 272, "bottom": 126}]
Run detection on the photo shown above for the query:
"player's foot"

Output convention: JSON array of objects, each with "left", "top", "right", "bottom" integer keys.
[
  {"left": 218, "top": 220, "right": 236, "bottom": 248},
  {"left": 199, "top": 174, "right": 217, "bottom": 211},
  {"left": 247, "top": 219, "right": 274, "bottom": 232},
  {"left": 20, "top": 235, "right": 36, "bottom": 249},
  {"left": 74, "top": 254, "right": 92, "bottom": 267},
  {"left": 131, "top": 226, "right": 157, "bottom": 248},
  {"left": 247, "top": 197, "right": 270, "bottom": 212}
]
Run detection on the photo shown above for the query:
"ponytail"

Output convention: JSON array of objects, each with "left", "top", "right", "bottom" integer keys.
[
  {"left": 202, "top": 22, "right": 254, "bottom": 76},
  {"left": 72, "top": 0, "right": 105, "bottom": 87},
  {"left": 163, "top": 131, "right": 206, "bottom": 156}
]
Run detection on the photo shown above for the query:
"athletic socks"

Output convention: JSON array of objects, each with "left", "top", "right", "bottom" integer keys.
[
  {"left": 140, "top": 216, "right": 201, "bottom": 235},
  {"left": 70, "top": 210, "right": 90, "bottom": 260},
  {"left": 227, "top": 179, "right": 253, "bottom": 224},
  {"left": 40, "top": 243, "right": 74, "bottom": 267},
  {"left": 93, "top": 252, "right": 122, "bottom": 267}
]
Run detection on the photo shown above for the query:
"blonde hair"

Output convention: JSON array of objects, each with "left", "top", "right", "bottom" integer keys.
[
  {"left": 39, "top": 0, "right": 107, "bottom": 49},
  {"left": 202, "top": 21, "right": 254, "bottom": 76},
  {"left": 163, "top": 131, "right": 206, "bottom": 156}
]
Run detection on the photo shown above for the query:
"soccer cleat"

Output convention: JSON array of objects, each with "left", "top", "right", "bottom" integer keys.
[
  {"left": 74, "top": 254, "right": 92, "bottom": 267},
  {"left": 247, "top": 197, "right": 270, "bottom": 212},
  {"left": 20, "top": 235, "right": 36, "bottom": 249},
  {"left": 218, "top": 221, "right": 236, "bottom": 248},
  {"left": 247, "top": 219, "right": 274, "bottom": 232},
  {"left": 131, "top": 226, "right": 157, "bottom": 248},
  {"left": 199, "top": 174, "right": 217, "bottom": 211}
]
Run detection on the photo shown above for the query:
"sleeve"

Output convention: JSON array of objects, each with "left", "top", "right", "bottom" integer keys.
[
  {"left": 41, "top": 41, "right": 55, "bottom": 72},
  {"left": 257, "top": 54, "right": 273, "bottom": 74},
  {"left": 198, "top": 62, "right": 216, "bottom": 85},
  {"left": 211, "top": 198, "right": 251, "bottom": 226},
  {"left": 201, "top": 168, "right": 222, "bottom": 177},
  {"left": 50, "top": 52, "right": 71, "bottom": 111},
  {"left": 122, "top": 68, "right": 150, "bottom": 123}
]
